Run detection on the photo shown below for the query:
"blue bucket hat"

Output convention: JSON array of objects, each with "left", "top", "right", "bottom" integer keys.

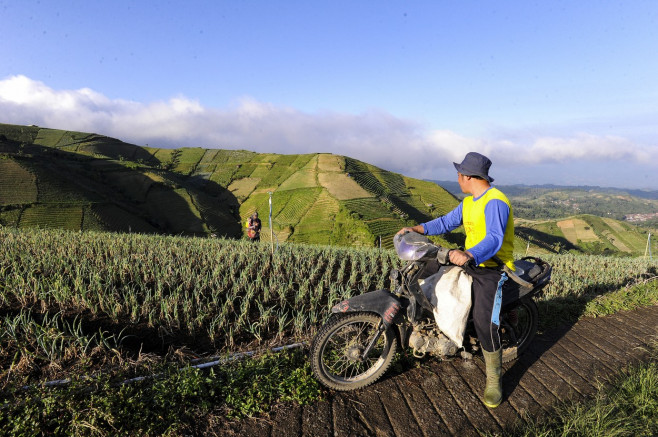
[{"left": 453, "top": 152, "right": 494, "bottom": 183}]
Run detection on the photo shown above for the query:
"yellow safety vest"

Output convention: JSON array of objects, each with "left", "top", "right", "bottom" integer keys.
[{"left": 462, "top": 188, "right": 515, "bottom": 270}]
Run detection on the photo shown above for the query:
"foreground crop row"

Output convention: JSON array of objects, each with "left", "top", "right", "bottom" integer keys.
[{"left": 1, "top": 227, "right": 656, "bottom": 385}]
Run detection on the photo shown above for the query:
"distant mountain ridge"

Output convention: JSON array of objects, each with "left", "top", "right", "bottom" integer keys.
[
  {"left": 433, "top": 180, "right": 658, "bottom": 200},
  {"left": 432, "top": 180, "right": 658, "bottom": 224}
]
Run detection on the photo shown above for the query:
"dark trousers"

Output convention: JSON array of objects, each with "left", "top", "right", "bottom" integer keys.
[{"left": 462, "top": 263, "right": 508, "bottom": 353}]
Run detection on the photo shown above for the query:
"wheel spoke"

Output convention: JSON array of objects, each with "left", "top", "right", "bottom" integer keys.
[
  {"left": 312, "top": 313, "right": 398, "bottom": 390},
  {"left": 322, "top": 319, "right": 384, "bottom": 379}
]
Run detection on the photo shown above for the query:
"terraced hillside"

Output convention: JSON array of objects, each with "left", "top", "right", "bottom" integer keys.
[
  {"left": 0, "top": 123, "right": 461, "bottom": 248},
  {"left": 516, "top": 214, "right": 655, "bottom": 256}
]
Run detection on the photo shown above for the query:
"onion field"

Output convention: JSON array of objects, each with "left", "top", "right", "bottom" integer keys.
[{"left": 1, "top": 226, "right": 657, "bottom": 389}]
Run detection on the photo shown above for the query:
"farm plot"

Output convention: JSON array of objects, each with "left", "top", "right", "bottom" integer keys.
[
  {"left": 208, "top": 149, "right": 257, "bottom": 163},
  {"left": 238, "top": 188, "right": 322, "bottom": 241},
  {"left": 193, "top": 162, "right": 216, "bottom": 177},
  {"left": 557, "top": 218, "right": 599, "bottom": 244},
  {"left": 344, "top": 158, "right": 388, "bottom": 196},
  {"left": 176, "top": 147, "right": 206, "bottom": 164},
  {"left": 152, "top": 148, "right": 178, "bottom": 167},
  {"left": 70, "top": 134, "right": 143, "bottom": 161},
  {"left": 18, "top": 205, "right": 83, "bottom": 230},
  {"left": 404, "top": 176, "right": 458, "bottom": 216},
  {"left": 30, "top": 165, "right": 95, "bottom": 204},
  {"left": 210, "top": 163, "right": 239, "bottom": 187},
  {"left": 146, "top": 187, "right": 207, "bottom": 234},
  {"left": 239, "top": 191, "right": 272, "bottom": 221},
  {"left": 389, "top": 194, "right": 434, "bottom": 222},
  {"left": 92, "top": 204, "right": 159, "bottom": 233},
  {"left": 365, "top": 218, "right": 405, "bottom": 248},
  {"left": 371, "top": 169, "right": 408, "bottom": 195},
  {"left": 257, "top": 154, "right": 306, "bottom": 189},
  {"left": 342, "top": 197, "right": 397, "bottom": 220},
  {"left": 228, "top": 177, "right": 261, "bottom": 200},
  {"left": 278, "top": 155, "right": 319, "bottom": 191},
  {"left": 80, "top": 205, "right": 108, "bottom": 231},
  {"left": 104, "top": 170, "right": 157, "bottom": 202},
  {"left": 273, "top": 188, "right": 321, "bottom": 227},
  {"left": 189, "top": 191, "right": 240, "bottom": 237},
  {"left": 168, "top": 148, "right": 205, "bottom": 175},
  {"left": 292, "top": 189, "right": 340, "bottom": 244},
  {"left": 232, "top": 163, "right": 259, "bottom": 179},
  {"left": 0, "top": 122, "right": 39, "bottom": 143},
  {"left": 248, "top": 162, "right": 274, "bottom": 179},
  {"left": 600, "top": 227, "right": 632, "bottom": 252},
  {"left": 198, "top": 148, "right": 220, "bottom": 163},
  {"left": 33, "top": 128, "right": 67, "bottom": 148},
  {"left": 34, "top": 129, "right": 92, "bottom": 150},
  {"left": 318, "top": 172, "right": 373, "bottom": 200},
  {"left": 317, "top": 153, "right": 344, "bottom": 172},
  {"left": 0, "top": 208, "right": 22, "bottom": 226},
  {"left": 598, "top": 216, "right": 647, "bottom": 253},
  {"left": 248, "top": 153, "right": 281, "bottom": 164},
  {"left": 0, "top": 159, "right": 37, "bottom": 205},
  {"left": 602, "top": 217, "right": 627, "bottom": 233}
]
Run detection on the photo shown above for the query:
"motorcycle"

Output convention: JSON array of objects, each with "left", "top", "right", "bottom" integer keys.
[{"left": 310, "top": 231, "right": 552, "bottom": 391}]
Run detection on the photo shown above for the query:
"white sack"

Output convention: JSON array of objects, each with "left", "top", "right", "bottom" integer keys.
[{"left": 419, "top": 266, "right": 473, "bottom": 348}]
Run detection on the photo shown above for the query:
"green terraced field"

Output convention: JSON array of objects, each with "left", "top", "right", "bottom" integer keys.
[
  {"left": 19, "top": 205, "right": 83, "bottom": 230},
  {"left": 91, "top": 204, "right": 158, "bottom": 233},
  {"left": 0, "top": 158, "right": 38, "bottom": 205},
  {"left": 0, "top": 208, "right": 22, "bottom": 227},
  {"left": 342, "top": 198, "right": 398, "bottom": 220}
]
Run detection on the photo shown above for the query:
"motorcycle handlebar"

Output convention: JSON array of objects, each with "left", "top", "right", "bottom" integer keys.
[{"left": 436, "top": 245, "right": 450, "bottom": 264}]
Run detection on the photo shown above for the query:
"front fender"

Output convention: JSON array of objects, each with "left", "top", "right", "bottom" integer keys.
[{"left": 332, "top": 290, "right": 407, "bottom": 328}]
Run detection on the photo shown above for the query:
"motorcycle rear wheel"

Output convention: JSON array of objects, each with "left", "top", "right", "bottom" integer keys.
[
  {"left": 310, "top": 312, "right": 398, "bottom": 391},
  {"left": 501, "top": 297, "right": 538, "bottom": 363}
]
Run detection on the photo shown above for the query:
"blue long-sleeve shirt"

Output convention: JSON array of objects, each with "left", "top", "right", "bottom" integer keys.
[{"left": 422, "top": 189, "right": 510, "bottom": 266}]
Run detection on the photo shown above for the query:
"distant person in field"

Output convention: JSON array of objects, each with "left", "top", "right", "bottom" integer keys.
[
  {"left": 246, "top": 212, "right": 261, "bottom": 242},
  {"left": 397, "top": 152, "right": 514, "bottom": 409}
]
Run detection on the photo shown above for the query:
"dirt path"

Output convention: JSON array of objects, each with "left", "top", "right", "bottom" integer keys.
[{"left": 217, "top": 305, "right": 658, "bottom": 436}]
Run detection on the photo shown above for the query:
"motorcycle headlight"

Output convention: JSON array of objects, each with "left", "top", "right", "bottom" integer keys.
[{"left": 394, "top": 232, "right": 438, "bottom": 261}]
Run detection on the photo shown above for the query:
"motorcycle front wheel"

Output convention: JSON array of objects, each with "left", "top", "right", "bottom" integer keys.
[
  {"left": 310, "top": 312, "right": 399, "bottom": 391},
  {"left": 501, "top": 297, "right": 538, "bottom": 363}
]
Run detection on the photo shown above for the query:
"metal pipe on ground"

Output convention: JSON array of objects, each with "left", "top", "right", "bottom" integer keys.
[{"left": 21, "top": 342, "right": 307, "bottom": 390}]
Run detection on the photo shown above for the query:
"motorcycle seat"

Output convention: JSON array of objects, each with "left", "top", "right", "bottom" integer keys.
[{"left": 513, "top": 259, "right": 542, "bottom": 282}]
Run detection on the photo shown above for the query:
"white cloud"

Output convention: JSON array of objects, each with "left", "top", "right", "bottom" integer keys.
[
  {"left": 1, "top": 75, "right": 656, "bottom": 188},
  {"left": 508, "top": 134, "right": 651, "bottom": 164}
]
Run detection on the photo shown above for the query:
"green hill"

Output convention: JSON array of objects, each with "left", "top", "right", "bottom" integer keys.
[{"left": 0, "top": 123, "right": 460, "bottom": 249}]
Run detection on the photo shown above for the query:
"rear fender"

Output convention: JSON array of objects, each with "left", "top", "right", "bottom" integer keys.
[{"left": 332, "top": 290, "right": 407, "bottom": 328}]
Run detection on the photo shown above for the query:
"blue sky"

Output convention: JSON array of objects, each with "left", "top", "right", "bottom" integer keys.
[{"left": 1, "top": 1, "right": 657, "bottom": 189}]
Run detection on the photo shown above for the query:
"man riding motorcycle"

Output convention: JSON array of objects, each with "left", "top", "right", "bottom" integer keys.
[{"left": 397, "top": 151, "right": 513, "bottom": 408}]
